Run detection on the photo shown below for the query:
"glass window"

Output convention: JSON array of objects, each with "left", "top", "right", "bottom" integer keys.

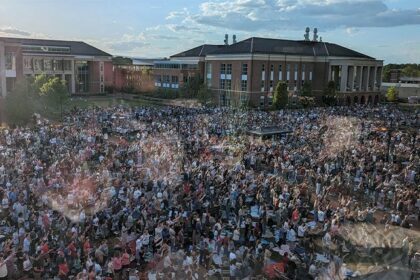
[
  {"left": 5, "top": 53, "right": 16, "bottom": 70},
  {"left": 23, "top": 57, "right": 32, "bottom": 70},
  {"left": 171, "top": 76, "right": 179, "bottom": 83},
  {"left": 241, "top": 63, "right": 248, "bottom": 75},
  {"left": 279, "top": 65, "right": 283, "bottom": 80},
  {"left": 226, "top": 64, "right": 232, "bottom": 75},
  {"left": 270, "top": 64, "right": 274, "bottom": 72},
  {"left": 220, "top": 79, "right": 226, "bottom": 89},
  {"left": 270, "top": 80, "right": 273, "bottom": 91},
  {"left": 241, "top": 80, "right": 247, "bottom": 91},
  {"left": 44, "top": 59, "right": 52, "bottom": 71},
  {"left": 261, "top": 81, "right": 265, "bottom": 92},
  {"left": 63, "top": 60, "right": 72, "bottom": 71},
  {"left": 33, "top": 58, "right": 43, "bottom": 71},
  {"left": 53, "top": 60, "right": 63, "bottom": 71},
  {"left": 262, "top": 64, "right": 265, "bottom": 72},
  {"left": 260, "top": 96, "right": 265, "bottom": 107},
  {"left": 226, "top": 80, "right": 232, "bottom": 90},
  {"left": 240, "top": 92, "right": 248, "bottom": 105},
  {"left": 220, "top": 64, "right": 226, "bottom": 75},
  {"left": 75, "top": 61, "right": 89, "bottom": 93}
]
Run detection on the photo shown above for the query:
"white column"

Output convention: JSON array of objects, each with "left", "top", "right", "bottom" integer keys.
[
  {"left": 371, "top": 66, "right": 377, "bottom": 92},
  {"left": 365, "top": 66, "right": 370, "bottom": 92},
  {"left": 357, "top": 66, "right": 362, "bottom": 91},
  {"left": 348, "top": 66, "right": 355, "bottom": 91},
  {"left": 71, "top": 60, "right": 76, "bottom": 94},
  {"left": 340, "top": 65, "right": 348, "bottom": 92},
  {"left": 0, "top": 42, "right": 6, "bottom": 97}
]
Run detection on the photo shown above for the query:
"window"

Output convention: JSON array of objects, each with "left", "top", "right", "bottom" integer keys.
[
  {"left": 75, "top": 61, "right": 89, "bottom": 93},
  {"left": 225, "top": 80, "right": 232, "bottom": 90},
  {"left": 241, "top": 80, "right": 247, "bottom": 91},
  {"left": 220, "top": 79, "right": 226, "bottom": 89},
  {"left": 33, "top": 58, "right": 43, "bottom": 71},
  {"left": 269, "top": 80, "right": 273, "bottom": 91},
  {"left": 260, "top": 96, "right": 265, "bottom": 107},
  {"left": 100, "top": 63, "right": 104, "bottom": 72},
  {"left": 240, "top": 92, "right": 248, "bottom": 105},
  {"left": 242, "top": 63, "right": 248, "bottom": 75},
  {"left": 171, "top": 76, "right": 179, "bottom": 84},
  {"left": 279, "top": 65, "right": 282, "bottom": 80},
  {"left": 270, "top": 64, "right": 274, "bottom": 72},
  {"left": 44, "top": 59, "right": 52, "bottom": 71},
  {"left": 23, "top": 57, "right": 32, "bottom": 70},
  {"left": 63, "top": 60, "right": 72, "bottom": 71},
  {"left": 302, "top": 64, "right": 306, "bottom": 80},
  {"left": 286, "top": 64, "right": 290, "bottom": 80},
  {"left": 262, "top": 64, "right": 265, "bottom": 72},
  {"left": 226, "top": 64, "right": 232, "bottom": 75},
  {"left": 206, "top": 63, "right": 212, "bottom": 87},
  {"left": 100, "top": 75, "right": 104, "bottom": 83},
  {"left": 220, "top": 64, "right": 226, "bottom": 75},
  {"left": 309, "top": 71, "right": 313, "bottom": 81},
  {"left": 5, "top": 53, "right": 16, "bottom": 70},
  {"left": 268, "top": 96, "right": 273, "bottom": 106},
  {"left": 53, "top": 60, "right": 63, "bottom": 71},
  {"left": 261, "top": 81, "right": 265, "bottom": 92},
  {"left": 100, "top": 84, "right": 104, "bottom": 93},
  {"left": 294, "top": 64, "right": 298, "bottom": 80}
]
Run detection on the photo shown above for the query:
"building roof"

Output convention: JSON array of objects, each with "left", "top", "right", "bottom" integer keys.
[
  {"left": 0, "top": 37, "right": 111, "bottom": 57},
  {"left": 171, "top": 44, "right": 226, "bottom": 58},
  {"left": 207, "top": 37, "right": 374, "bottom": 59}
]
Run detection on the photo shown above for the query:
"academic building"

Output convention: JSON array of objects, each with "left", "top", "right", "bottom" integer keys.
[
  {"left": 155, "top": 32, "right": 383, "bottom": 108},
  {"left": 0, "top": 37, "right": 113, "bottom": 97},
  {"left": 113, "top": 57, "right": 155, "bottom": 93},
  {"left": 153, "top": 44, "right": 224, "bottom": 90}
]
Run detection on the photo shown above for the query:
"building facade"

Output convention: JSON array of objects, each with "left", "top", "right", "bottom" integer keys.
[
  {"left": 113, "top": 57, "right": 155, "bottom": 93},
  {"left": 0, "top": 37, "right": 113, "bottom": 97},
  {"left": 153, "top": 44, "right": 224, "bottom": 91},
  {"left": 205, "top": 37, "right": 383, "bottom": 108}
]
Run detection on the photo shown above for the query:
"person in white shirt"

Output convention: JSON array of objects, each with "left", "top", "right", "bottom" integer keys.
[{"left": 298, "top": 223, "right": 307, "bottom": 238}]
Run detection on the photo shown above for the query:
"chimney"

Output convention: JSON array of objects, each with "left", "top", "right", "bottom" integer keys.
[
  {"left": 224, "top": 34, "right": 229, "bottom": 45},
  {"left": 304, "top": 27, "right": 310, "bottom": 41},
  {"left": 232, "top": 34, "right": 237, "bottom": 44},
  {"left": 313, "top": 28, "right": 319, "bottom": 42}
]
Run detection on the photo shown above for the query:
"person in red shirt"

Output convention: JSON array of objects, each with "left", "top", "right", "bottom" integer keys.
[
  {"left": 67, "top": 241, "right": 77, "bottom": 258},
  {"left": 83, "top": 238, "right": 91, "bottom": 257},
  {"left": 292, "top": 208, "right": 300, "bottom": 224},
  {"left": 121, "top": 249, "right": 131, "bottom": 279},
  {"left": 58, "top": 260, "right": 69, "bottom": 279}
]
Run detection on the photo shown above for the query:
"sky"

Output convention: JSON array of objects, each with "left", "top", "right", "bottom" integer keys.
[{"left": 0, "top": 0, "right": 419, "bottom": 64}]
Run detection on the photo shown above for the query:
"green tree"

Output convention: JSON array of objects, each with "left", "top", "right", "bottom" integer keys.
[
  {"left": 4, "top": 78, "right": 36, "bottom": 126},
  {"left": 322, "top": 80, "right": 337, "bottom": 106},
  {"left": 301, "top": 81, "right": 312, "bottom": 97},
  {"left": 386, "top": 86, "right": 398, "bottom": 102},
  {"left": 179, "top": 76, "right": 203, "bottom": 98},
  {"left": 401, "top": 65, "right": 419, "bottom": 77},
  {"left": 37, "top": 76, "right": 70, "bottom": 119},
  {"left": 273, "top": 81, "right": 288, "bottom": 109},
  {"left": 197, "top": 85, "right": 212, "bottom": 104}
]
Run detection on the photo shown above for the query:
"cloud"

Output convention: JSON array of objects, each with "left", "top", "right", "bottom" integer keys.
[
  {"left": 108, "top": 41, "right": 150, "bottom": 53},
  {"left": 0, "top": 26, "right": 31, "bottom": 36},
  {"left": 172, "top": 0, "right": 420, "bottom": 32}
]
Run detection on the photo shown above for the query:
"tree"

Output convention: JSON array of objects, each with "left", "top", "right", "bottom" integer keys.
[
  {"left": 386, "top": 86, "right": 398, "bottom": 102},
  {"left": 401, "top": 65, "right": 419, "bottom": 78},
  {"left": 4, "top": 78, "right": 36, "bottom": 126},
  {"left": 33, "top": 75, "right": 69, "bottom": 119},
  {"left": 197, "top": 85, "right": 212, "bottom": 105},
  {"left": 301, "top": 81, "right": 312, "bottom": 97},
  {"left": 322, "top": 80, "right": 337, "bottom": 106},
  {"left": 273, "top": 81, "right": 288, "bottom": 109},
  {"left": 179, "top": 76, "right": 203, "bottom": 98}
]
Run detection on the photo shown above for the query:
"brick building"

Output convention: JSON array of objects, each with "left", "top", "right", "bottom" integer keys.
[
  {"left": 0, "top": 37, "right": 113, "bottom": 97},
  {"left": 113, "top": 57, "right": 155, "bottom": 93},
  {"left": 205, "top": 37, "right": 383, "bottom": 108},
  {"left": 153, "top": 44, "right": 224, "bottom": 90}
]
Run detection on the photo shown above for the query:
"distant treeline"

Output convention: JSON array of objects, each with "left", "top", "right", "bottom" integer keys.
[{"left": 383, "top": 64, "right": 420, "bottom": 82}]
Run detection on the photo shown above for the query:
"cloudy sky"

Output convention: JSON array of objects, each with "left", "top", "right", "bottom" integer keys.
[{"left": 0, "top": 0, "right": 419, "bottom": 63}]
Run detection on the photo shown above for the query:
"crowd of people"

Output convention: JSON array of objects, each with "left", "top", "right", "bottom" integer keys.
[{"left": 0, "top": 104, "right": 418, "bottom": 280}]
